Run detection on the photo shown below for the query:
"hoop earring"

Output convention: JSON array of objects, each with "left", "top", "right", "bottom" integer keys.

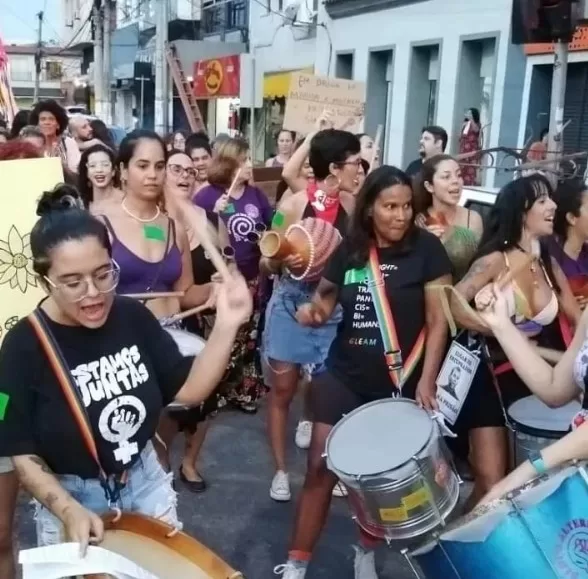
[{"left": 324, "top": 174, "right": 341, "bottom": 191}]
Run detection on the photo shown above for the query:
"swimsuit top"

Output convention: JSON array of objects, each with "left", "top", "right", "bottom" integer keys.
[
  {"left": 102, "top": 216, "right": 183, "bottom": 294},
  {"left": 502, "top": 252, "right": 558, "bottom": 337}
]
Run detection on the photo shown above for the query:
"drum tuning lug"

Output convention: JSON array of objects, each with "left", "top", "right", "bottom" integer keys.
[{"left": 321, "top": 452, "right": 327, "bottom": 459}]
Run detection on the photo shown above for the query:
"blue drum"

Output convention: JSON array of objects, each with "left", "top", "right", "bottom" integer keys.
[{"left": 405, "top": 464, "right": 588, "bottom": 579}]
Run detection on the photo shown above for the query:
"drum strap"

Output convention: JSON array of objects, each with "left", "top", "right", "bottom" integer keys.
[
  {"left": 28, "top": 310, "right": 128, "bottom": 505},
  {"left": 367, "top": 247, "right": 425, "bottom": 392}
]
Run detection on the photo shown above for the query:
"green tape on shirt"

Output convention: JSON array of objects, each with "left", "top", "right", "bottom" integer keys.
[
  {"left": 344, "top": 267, "right": 367, "bottom": 286},
  {"left": 223, "top": 203, "right": 236, "bottom": 215},
  {"left": 0, "top": 392, "right": 10, "bottom": 421},
  {"left": 272, "top": 211, "right": 285, "bottom": 228},
  {"left": 143, "top": 224, "right": 166, "bottom": 241}
]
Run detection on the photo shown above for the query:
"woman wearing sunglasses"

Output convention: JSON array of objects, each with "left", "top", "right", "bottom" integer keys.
[
  {"left": 0, "top": 184, "right": 251, "bottom": 552},
  {"left": 194, "top": 137, "right": 273, "bottom": 413},
  {"left": 156, "top": 150, "right": 232, "bottom": 492}
]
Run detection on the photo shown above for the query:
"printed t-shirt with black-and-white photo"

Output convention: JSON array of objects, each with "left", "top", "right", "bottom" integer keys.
[
  {"left": 323, "top": 228, "right": 452, "bottom": 398},
  {"left": 0, "top": 297, "right": 193, "bottom": 477}
]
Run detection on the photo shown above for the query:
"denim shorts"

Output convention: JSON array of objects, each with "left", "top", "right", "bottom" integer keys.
[
  {"left": 35, "top": 442, "right": 180, "bottom": 546},
  {"left": 262, "top": 277, "right": 342, "bottom": 369}
]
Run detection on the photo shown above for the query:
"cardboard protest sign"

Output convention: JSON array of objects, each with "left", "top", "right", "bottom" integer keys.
[{"left": 283, "top": 73, "right": 366, "bottom": 135}]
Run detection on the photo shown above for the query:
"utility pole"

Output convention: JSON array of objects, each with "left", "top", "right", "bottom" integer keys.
[
  {"left": 103, "top": 0, "right": 113, "bottom": 125},
  {"left": 154, "top": 0, "right": 169, "bottom": 135},
  {"left": 33, "top": 11, "right": 44, "bottom": 103},
  {"left": 546, "top": 41, "right": 569, "bottom": 178},
  {"left": 134, "top": 75, "right": 150, "bottom": 128},
  {"left": 92, "top": 0, "right": 105, "bottom": 119}
]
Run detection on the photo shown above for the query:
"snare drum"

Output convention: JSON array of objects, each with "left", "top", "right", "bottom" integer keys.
[
  {"left": 325, "top": 399, "right": 460, "bottom": 542},
  {"left": 508, "top": 396, "right": 581, "bottom": 467},
  {"left": 407, "top": 463, "right": 588, "bottom": 579},
  {"left": 164, "top": 328, "right": 206, "bottom": 410}
]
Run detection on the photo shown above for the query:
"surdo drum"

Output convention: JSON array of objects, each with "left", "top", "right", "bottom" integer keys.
[
  {"left": 95, "top": 512, "right": 243, "bottom": 578},
  {"left": 164, "top": 328, "right": 206, "bottom": 411},
  {"left": 507, "top": 396, "right": 581, "bottom": 467},
  {"left": 325, "top": 399, "right": 460, "bottom": 542},
  {"left": 407, "top": 463, "right": 588, "bottom": 579}
]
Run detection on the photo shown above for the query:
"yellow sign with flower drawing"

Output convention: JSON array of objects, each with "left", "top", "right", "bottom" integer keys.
[{"left": 0, "top": 157, "right": 64, "bottom": 344}]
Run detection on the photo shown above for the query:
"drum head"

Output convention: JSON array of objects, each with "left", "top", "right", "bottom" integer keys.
[
  {"left": 508, "top": 396, "right": 581, "bottom": 437},
  {"left": 165, "top": 328, "right": 206, "bottom": 357},
  {"left": 100, "top": 513, "right": 242, "bottom": 579},
  {"left": 326, "top": 398, "right": 433, "bottom": 477}
]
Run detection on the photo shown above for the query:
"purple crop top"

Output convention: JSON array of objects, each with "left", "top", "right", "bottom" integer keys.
[{"left": 102, "top": 216, "right": 183, "bottom": 294}]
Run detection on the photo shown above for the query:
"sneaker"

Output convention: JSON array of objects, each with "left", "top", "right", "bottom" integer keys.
[
  {"left": 273, "top": 562, "right": 307, "bottom": 578},
  {"left": 332, "top": 481, "right": 348, "bottom": 497},
  {"left": 354, "top": 546, "right": 379, "bottom": 579},
  {"left": 270, "top": 470, "right": 291, "bottom": 502},
  {"left": 295, "top": 420, "right": 312, "bottom": 449}
]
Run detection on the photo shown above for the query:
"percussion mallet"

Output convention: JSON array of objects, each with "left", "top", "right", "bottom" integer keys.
[
  {"left": 167, "top": 303, "right": 211, "bottom": 323},
  {"left": 123, "top": 291, "right": 185, "bottom": 300}
]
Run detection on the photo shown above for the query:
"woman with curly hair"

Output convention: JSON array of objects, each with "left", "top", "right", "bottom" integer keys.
[{"left": 29, "top": 99, "right": 81, "bottom": 174}]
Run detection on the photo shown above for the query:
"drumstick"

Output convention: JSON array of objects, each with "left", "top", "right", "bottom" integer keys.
[
  {"left": 225, "top": 167, "right": 242, "bottom": 199},
  {"left": 437, "top": 255, "right": 533, "bottom": 331},
  {"left": 166, "top": 303, "right": 211, "bottom": 323},
  {"left": 123, "top": 291, "right": 185, "bottom": 300},
  {"left": 370, "top": 125, "right": 383, "bottom": 168}
]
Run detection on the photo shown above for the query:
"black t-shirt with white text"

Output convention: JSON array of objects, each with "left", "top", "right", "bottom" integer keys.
[
  {"left": 0, "top": 297, "right": 193, "bottom": 478},
  {"left": 323, "top": 228, "right": 452, "bottom": 398}
]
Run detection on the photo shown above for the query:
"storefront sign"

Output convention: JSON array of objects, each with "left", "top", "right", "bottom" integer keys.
[
  {"left": 193, "top": 55, "right": 240, "bottom": 98},
  {"left": 283, "top": 73, "right": 366, "bottom": 135}
]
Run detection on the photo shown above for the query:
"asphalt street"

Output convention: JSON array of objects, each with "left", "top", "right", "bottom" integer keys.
[{"left": 15, "top": 399, "right": 450, "bottom": 579}]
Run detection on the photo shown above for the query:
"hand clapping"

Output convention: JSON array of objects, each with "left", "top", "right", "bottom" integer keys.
[{"left": 214, "top": 272, "right": 253, "bottom": 330}]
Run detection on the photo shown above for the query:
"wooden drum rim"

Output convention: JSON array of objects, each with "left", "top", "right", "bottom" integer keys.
[{"left": 101, "top": 512, "right": 243, "bottom": 579}]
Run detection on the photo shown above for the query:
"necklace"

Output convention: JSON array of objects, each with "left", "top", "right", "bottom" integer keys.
[
  {"left": 121, "top": 198, "right": 160, "bottom": 223},
  {"left": 516, "top": 243, "right": 540, "bottom": 287}
]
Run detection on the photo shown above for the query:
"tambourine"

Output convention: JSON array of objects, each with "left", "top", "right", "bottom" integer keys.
[
  {"left": 96, "top": 512, "right": 243, "bottom": 578},
  {"left": 259, "top": 217, "right": 342, "bottom": 281}
]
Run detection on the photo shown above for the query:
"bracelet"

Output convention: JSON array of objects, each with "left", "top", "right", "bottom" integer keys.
[{"left": 528, "top": 450, "right": 547, "bottom": 475}]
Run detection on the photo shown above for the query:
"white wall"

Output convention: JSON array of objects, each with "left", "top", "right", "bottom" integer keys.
[
  {"left": 249, "top": 0, "right": 316, "bottom": 74},
  {"left": 314, "top": 0, "right": 513, "bottom": 169}
]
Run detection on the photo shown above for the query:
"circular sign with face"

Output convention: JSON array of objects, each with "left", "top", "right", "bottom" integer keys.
[{"left": 204, "top": 60, "right": 224, "bottom": 95}]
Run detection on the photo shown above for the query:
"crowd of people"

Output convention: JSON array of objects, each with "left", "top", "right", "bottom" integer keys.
[{"left": 0, "top": 98, "right": 586, "bottom": 579}]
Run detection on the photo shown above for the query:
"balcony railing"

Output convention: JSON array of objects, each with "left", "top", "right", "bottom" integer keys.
[
  {"left": 324, "top": 0, "right": 428, "bottom": 19},
  {"left": 202, "top": 0, "right": 247, "bottom": 35}
]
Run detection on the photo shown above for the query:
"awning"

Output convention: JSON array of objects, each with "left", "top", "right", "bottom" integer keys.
[{"left": 263, "top": 67, "right": 314, "bottom": 99}]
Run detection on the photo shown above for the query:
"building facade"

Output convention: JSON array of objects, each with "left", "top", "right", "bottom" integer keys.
[
  {"left": 6, "top": 44, "right": 83, "bottom": 109},
  {"left": 518, "top": 27, "right": 588, "bottom": 175},
  {"left": 250, "top": 0, "right": 527, "bottom": 186}
]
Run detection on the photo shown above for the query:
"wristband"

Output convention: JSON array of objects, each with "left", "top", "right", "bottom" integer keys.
[{"left": 528, "top": 450, "right": 547, "bottom": 475}]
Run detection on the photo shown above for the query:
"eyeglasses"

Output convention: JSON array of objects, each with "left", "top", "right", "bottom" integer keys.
[
  {"left": 44, "top": 262, "right": 120, "bottom": 303},
  {"left": 168, "top": 164, "right": 196, "bottom": 179},
  {"left": 87, "top": 161, "right": 112, "bottom": 170},
  {"left": 340, "top": 159, "right": 363, "bottom": 167}
]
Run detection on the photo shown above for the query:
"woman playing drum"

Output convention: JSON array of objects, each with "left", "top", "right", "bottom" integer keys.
[
  {"left": 0, "top": 185, "right": 251, "bottom": 553},
  {"left": 274, "top": 166, "right": 452, "bottom": 579},
  {"left": 474, "top": 281, "right": 588, "bottom": 502}
]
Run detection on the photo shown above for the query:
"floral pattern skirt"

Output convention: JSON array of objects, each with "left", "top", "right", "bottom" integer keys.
[{"left": 217, "top": 277, "right": 268, "bottom": 411}]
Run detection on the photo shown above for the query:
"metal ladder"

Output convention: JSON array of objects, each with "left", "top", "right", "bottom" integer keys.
[{"left": 166, "top": 44, "right": 207, "bottom": 134}]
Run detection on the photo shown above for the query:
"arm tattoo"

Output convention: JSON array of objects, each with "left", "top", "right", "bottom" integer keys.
[
  {"left": 28, "top": 455, "right": 53, "bottom": 474},
  {"left": 456, "top": 256, "right": 496, "bottom": 301}
]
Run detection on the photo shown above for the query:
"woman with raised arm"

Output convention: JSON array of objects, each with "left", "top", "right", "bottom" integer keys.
[
  {"left": 474, "top": 282, "right": 588, "bottom": 502},
  {"left": 262, "top": 128, "right": 360, "bottom": 503},
  {"left": 0, "top": 184, "right": 251, "bottom": 552},
  {"left": 273, "top": 166, "right": 452, "bottom": 579}
]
